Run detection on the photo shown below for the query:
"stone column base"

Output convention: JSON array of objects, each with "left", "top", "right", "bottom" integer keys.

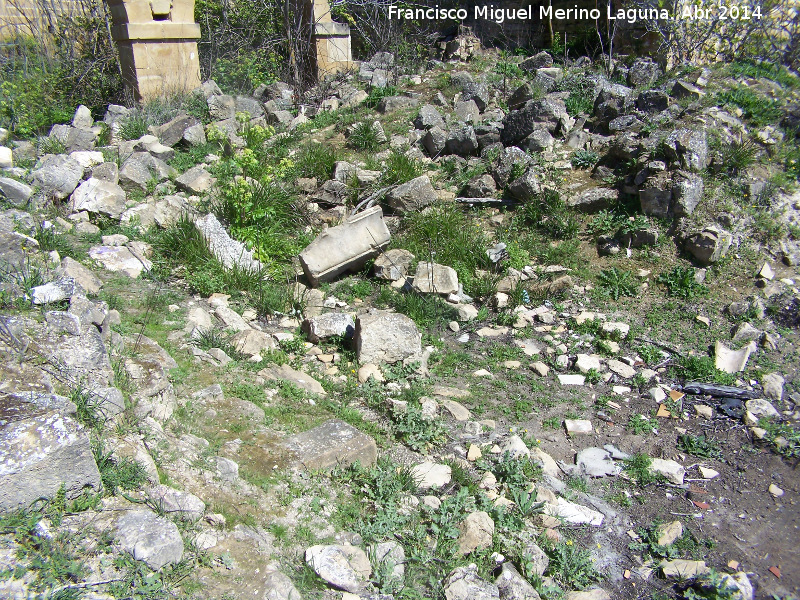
[{"left": 313, "top": 21, "right": 352, "bottom": 78}]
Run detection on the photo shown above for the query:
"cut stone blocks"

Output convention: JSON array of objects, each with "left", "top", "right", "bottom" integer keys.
[{"left": 299, "top": 206, "right": 390, "bottom": 287}]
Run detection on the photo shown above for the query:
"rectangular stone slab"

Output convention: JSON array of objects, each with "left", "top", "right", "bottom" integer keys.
[
  {"left": 299, "top": 206, "right": 390, "bottom": 287},
  {"left": 284, "top": 419, "right": 377, "bottom": 470}
]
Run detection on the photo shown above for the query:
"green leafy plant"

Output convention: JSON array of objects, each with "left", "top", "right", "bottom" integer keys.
[
  {"left": 392, "top": 404, "right": 447, "bottom": 452},
  {"left": 672, "top": 356, "right": 736, "bottom": 385},
  {"left": 543, "top": 538, "right": 601, "bottom": 590},
  {"left": 757, "top": 418, "right": 800, "bottom": 459},
  {"left": 596, "top": 267, "right": 639, "bottom": 301},
  {"left": 623, "top": 452, "right": 662, "bottom": 486},
  {"left": 93, "top": 441, "right": 148, "bottom": 495},
  {"left": 678, "top": 434, "right": 722, "bottom": 459},
  {"left": 571, "top": 149, "right": 599, "bottom": 170},
  {"left": 657, "top": 266, "right": 708, "bottom": 299}
]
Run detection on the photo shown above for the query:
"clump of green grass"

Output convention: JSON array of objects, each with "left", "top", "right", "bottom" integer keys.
[
  {"left": 294, "top": 143, "right": 339, "bottom": 182},
  {"left": 726, "top": 59, "right": 800, "bottom": 90},
  {"left": 554, "top": 72, "right": 597, "bottom": 116},
  {"left": 381, "top": 150, "right": 424, "bottom": 185},
  {"left": 376, "top": 286, "right": 460, "bottom": 329},
  {"left": 623, "top": 453, "right": 663, "bottom": 486},
  {"left": 520, "top": 189, "right": 579, "bottom": 240},
  {"left": 757, "top": 418, "right": 800, "bottom": 459},
  {"left": 671, "top": 355, "right": 736, "bottom": 385},
  {"left": 719, "top": 139, "right": 757, "bottom": 176},
  {"left": 395, "top": 204, "right": 493, "bottom": 297},
  {"left": 715, "top": 86, "right": 782, "bottom": 127},
  {"left": 349, "top": 121, "right": 381, "bottom": 151},
  {"left": 363, "top": 85, "right": 398, "bottom": 109},
  {"left": 150, "top": 215, "right": 290, "bottom": 315}
]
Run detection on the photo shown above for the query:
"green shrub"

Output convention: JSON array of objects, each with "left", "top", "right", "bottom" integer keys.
[
  {"left": 520, "top": 189, "right": 579, "bottom": 240},
  {"left": 0, "top": 25, "right": 122, "bottom": 137},
  {"left": 672, "top": 355, "right": 737, "bottom": 385},
  {"left": 363, "top": 85, "right": 398, "bottom": 109},
  {"left": 392, "top": 404, "right": 447, "bottom": 452},
  {"left": 678, "top": 434, "right": 722, "bottom": 459},
  {"left": 395, "top": 204, "right": 493, "bottom": 297}
]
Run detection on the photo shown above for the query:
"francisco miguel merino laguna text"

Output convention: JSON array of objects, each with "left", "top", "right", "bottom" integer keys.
[{"left": 388, "top": 4, "right": 676, "bottom": 24}]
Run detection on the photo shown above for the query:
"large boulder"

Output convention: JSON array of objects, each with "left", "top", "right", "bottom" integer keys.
[
  {"left": 385, "top": 175, "right": 438, "bottom": 214},
  {"left": 0, "top": 402, "right": 101, "bottom": 512},
  {"left": 683, "top": 227, "right": 732, "bottom": 265},
  {"left": 502, "top": 97, "right": 568, "bottom": 144},
  {"left": 664, "top": 128, "right": 709, "bottom": 172},
  {"left": 672, "top": 171, "right": 704, "bottom": 216},
  {"left": 355, "top": 309, "right": 422, "bottom": 365},
  {"left": 118, "top": 152, "right": 175, "bottom": 192},
  {"left": 414, "top": 104, "right": 446, "bottom": 130},
  {"left": 0, "top": 177, "right": 33, "bottom": 206},
  {"left": 30, "top": 155, "right": 85, "bottom": 200},
  {"left": 114, "top": 509, "right": 184, "bottom": 570},
  {"left": 445, "top": 124, "right": 479, "bottom": 156},
  {"left": 493, "top": 146, "right": 532, "bottom": 187},
  {"left": 305, "top": 544, "right": 371, "bottom": 593},
  {"left": 444, "top": 564, "right": 500, "bottom": 600},
  {"left": 71, "top": 178, "right": 127, "bottom": 219},
  {"left": 460, "top": 81, "right": 490, "bottom": 112},
  {"left": 412, "top": 261, "right": 459, "bottom": 294},
  {"left": 285, "top": 419, "right": 377, "bottom": 470},
  {"left": 627, "top": 58, "right": 661, "bottom": 87},
  {"left": 302, "top": 313, "right": 355, "bottom": 343},
  {"left": 593, "top": 85, "right": 633, "bottom": 130},
  {"left": 154, "top": 114, "right": 203, "bottom": 147}
]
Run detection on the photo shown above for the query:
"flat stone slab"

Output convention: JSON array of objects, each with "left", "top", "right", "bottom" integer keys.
[
  {"left": 305, "top": 544, "right": 371, "bottom": 593},
  {"left": 89, "top": 245, "right": 152, "bottom": 278},
  {"left": 545, "top": 497, "right": 604, "bottom": 526},
  {"left": 285, "top": 419, "right": 377, "bottom": 470},
  {"left": 411, "top": 461, "right": 452, "bottom": 489},
  {"left": 299, "top": 206, "right": 390, "bottom": 286},
  {"left": 565, "top": 419, "right": 593, "bottom": 435},
  {"left": 258, "top": 364, "right": 326, "bottom": 396},
  {"left": 0, "top": 408, "right": 101, "bottom": 512},
  {"left": 649, "top": 457, "right": 685, "bottom": 485},
  {"left": 660, "top": 559, "right": 709, "bottom": 579},
  {"left": 576, "top": 447, "right": 620, "bottom": 477},
  {"left": 558, "top": 374, "right": 585, "bottom": 386}
]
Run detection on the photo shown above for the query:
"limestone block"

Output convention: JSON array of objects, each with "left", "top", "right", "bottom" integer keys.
[
  {"left": 299, "top": 206, "right": 390, "bottom": 287},
  {"left": 285, "top": 419, "right": 377, "bottom": 470}
]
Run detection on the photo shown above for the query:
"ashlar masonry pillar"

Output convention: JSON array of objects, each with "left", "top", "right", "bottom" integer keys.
[
  {"left": 107, "top": 0, "right": 202, "bottom": 101},
  {"left": 308, "top": 0, "right": 352, "bottom": 78}
]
